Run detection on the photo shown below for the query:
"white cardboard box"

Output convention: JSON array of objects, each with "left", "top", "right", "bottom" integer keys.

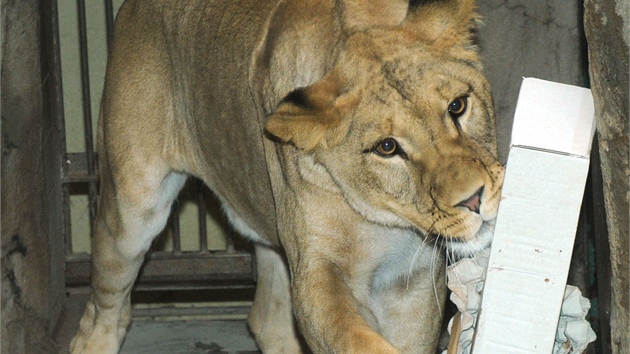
[{"left": 471, "top": 78, "right": 596, "bottom": 353}]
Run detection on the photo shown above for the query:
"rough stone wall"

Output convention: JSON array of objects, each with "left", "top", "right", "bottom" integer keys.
[
  {"left": 1, "top": 0, "right": 59, "bottom": 352},
  {"left": 584, "top": 1, "right": 630, "bottom": 353}
]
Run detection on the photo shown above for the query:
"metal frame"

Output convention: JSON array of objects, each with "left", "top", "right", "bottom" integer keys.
[{"left": 39, "top": 0, "right": 67, "bottom": 331}]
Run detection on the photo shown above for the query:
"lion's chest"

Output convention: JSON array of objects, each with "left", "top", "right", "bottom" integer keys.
[{"left": 363, "top": 227, "right": 437, "bottom": 291}]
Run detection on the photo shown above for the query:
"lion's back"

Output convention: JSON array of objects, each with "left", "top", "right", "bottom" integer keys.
[{"left": 109, "top": 0, "right": 284, "bottom": 243}]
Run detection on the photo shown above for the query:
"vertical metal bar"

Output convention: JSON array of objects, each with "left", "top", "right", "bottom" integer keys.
[
  {"left": 42, "top": 0, "right": 73, "bottom": 256},
  {"left": 41, "top": 0, "right": 71, "bottom": 326},
  {"left": 197, "top": 180, "right": 208, "bottom": 252},
  {"left": 226, "top": 231, "right": 236, "bottom": 253},
  {"left": 171, "top": 201, "right": 182, "bottom": 253},
  {"left": 251, "top": 245, "right": 258, "bottom": 282},
  {"left": 77, "top": 0, "right": 99, "bottom": 231},
  {"left": 54, "top": 14, "right": 73, "bottom": 256},
  {"left": 104, "top": 0, "right": 114, "bottom": 47},
  {"left": 63, "top": 185, "right": 73, "bottom": 255}
]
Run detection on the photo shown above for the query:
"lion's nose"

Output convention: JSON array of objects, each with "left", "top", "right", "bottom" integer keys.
[{"left": 456, "top": 186, "right": 484, "bottom": 214}]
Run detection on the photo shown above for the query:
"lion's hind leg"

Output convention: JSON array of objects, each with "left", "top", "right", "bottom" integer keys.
[
  {"left": 248, "top": 245, "right": 305, "bottom": 354},
  {"left": 69, "top": 161, "right": 186, "bottom": 354}
]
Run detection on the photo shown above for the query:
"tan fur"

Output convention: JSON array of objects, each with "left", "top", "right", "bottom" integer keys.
[{"left": 70, "top": 0, "right": 504, "bottom": 353}]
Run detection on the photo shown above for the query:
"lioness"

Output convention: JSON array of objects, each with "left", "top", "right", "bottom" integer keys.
[{"left": 70, "top": 0, "right": 504, "bottom": 353}]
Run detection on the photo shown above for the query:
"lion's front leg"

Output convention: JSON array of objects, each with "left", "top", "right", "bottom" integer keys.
[
  {"left": 372, "top": 256, "right": 447, "bottom": 354},
  {"left": 290, "top": 258, "right": 401, "bottom": 354}
]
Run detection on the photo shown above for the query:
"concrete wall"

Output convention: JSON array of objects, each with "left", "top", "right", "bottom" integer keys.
[
  {"left": 476, "top": 0, "right": 588, "bottom": 163},
  {"left": 1, "top": 0, "right": 60, "bottom": 352},
  {"left": 584, "top": 0, "right": 630, "bottom": 353}
]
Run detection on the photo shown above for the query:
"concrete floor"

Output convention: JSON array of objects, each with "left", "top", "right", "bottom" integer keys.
[
  {"left": 54, "top": 291, "right": 450, "bottom": 354},
  {"left": 120, "top": 320, "right": 259, "bottom": 354},
  {"left": 54, "top": 292, "right": 261, "bottom": 354}
]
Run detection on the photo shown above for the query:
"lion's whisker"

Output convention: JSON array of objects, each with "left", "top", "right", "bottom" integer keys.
[
  {"left": 431, "top": 232, "right": 442, "bottom": 315},
  {"left": 406, "top": 242, "right": 424, "bottom": 290}
]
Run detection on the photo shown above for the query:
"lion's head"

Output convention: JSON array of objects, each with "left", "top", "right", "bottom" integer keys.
[{"left": 266, "top": 0, "right": 504, "bottom": 257}]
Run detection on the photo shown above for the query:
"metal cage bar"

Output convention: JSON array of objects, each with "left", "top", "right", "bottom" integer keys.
[
  {"left": 41, "top": 0, "right": 74, "bottom": 259},
  {"left": 40, "top": 0, "right": 71, "bottom": 328},
  {"left": 76, "top": 0, "right": 99, "bottom": 228},
  {"left": 170, "top": 201, "right": 182, "bottom": 253},
  {"left": 197, "top": 180, "right": 209, "bottom": 253},
  {"left": 104, "top": 0, "right": 114, "bottom": 48}
]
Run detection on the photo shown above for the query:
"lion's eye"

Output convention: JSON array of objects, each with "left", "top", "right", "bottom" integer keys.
[
  {"left": 374, "top": 138, "right": 399, "bottom": 157},
  {"left": 448, "top": 96, "right": 468, "bottom": 119}
]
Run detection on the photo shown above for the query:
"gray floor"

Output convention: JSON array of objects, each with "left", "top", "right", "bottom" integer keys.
[
  {"left": 55, "top": 293, "right": 449, "bottom": 353},
  {"left": 120, "top": 320, "right": 260, "bottom": 354},
  {"left": 54, "top": 293, "right": 261, "bottom": 354}
]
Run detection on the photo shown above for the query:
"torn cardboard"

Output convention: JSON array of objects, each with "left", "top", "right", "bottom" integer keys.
[{"left": 444, "top": 251, "right": 596, "bottom": 354}]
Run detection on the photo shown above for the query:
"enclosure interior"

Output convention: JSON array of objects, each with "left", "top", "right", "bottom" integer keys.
[{"left": 2, "top": 0, "right": 615, "bottom": 353}]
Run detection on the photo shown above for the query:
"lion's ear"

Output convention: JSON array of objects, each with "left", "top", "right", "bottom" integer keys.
[
  {"left": 403, "top": 0, "right": 479, "bottom": 51},
  {"left": 265, "top": 75, "right": 351, "bottom": 152}
]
